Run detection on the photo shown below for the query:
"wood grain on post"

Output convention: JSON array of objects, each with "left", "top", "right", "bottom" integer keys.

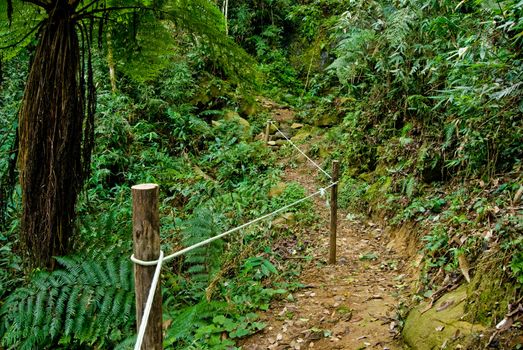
[
  {"left": 132, "top": 184, "right": 163, "bottom": 350},
  {"left": 264, "top": 121, "right": 271, "bottom": 144},
  {"left": 329, "top": 161, "right": 339, "bottom": 264}
]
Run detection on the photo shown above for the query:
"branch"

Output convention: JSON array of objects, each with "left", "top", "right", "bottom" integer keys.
[{"left": 0, "top": 21, "right": 44, "bottom": 50}]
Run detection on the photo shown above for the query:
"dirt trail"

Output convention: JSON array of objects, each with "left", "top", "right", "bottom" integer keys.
[{"left": 242, "top": 107, "right": 412, "bottom": 350}]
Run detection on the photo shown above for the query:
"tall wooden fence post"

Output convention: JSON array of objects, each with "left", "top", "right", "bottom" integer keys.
[
  {"left": 132, "top": 184, "right": 163, "bottom": 350},
  {"left": 329, "top": 161, "right": 339, "bottom": 264},
  {"left": 264, "top": 121, "right": 271, "bottom": 144}
]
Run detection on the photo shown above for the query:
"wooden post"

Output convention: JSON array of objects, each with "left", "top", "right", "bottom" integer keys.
[
  {"left": 329, "top": 161, "right": 339, "bottom": 264},
  {"left": 132, "top": 184, "right": 163, "bottom": 350},
  {"left": 264, "top": 121, "right": 271, "bottom": 144}
]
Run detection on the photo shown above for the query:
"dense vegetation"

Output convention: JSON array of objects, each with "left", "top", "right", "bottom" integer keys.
[{"left": 1, "top": 0, "right": 522, "bottom": 349}]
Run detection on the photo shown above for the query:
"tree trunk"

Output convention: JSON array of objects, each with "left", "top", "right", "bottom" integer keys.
[{"left": 18, "top": 3, "right": 87, "bottom": 269}]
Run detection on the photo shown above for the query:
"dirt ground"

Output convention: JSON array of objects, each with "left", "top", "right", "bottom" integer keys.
[{"left": 241, "top": 112, "right": 416, "bottom": 350}]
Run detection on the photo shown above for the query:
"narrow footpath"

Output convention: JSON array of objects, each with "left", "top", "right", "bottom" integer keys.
[{"left": 242, "top": 107, "right": 414, "bottom": 350}]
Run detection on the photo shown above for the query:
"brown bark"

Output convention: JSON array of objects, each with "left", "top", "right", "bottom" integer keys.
[
  {"left": 132, "top": 184, "right": 163, "bottom": 350},
  {"left": 18, "top": 2, "right": 93, "bottom": 269}
]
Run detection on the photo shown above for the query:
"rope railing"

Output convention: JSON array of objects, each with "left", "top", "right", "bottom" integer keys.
[
  {"left": 131, "top": 120, "right": 340, "bottom": 349},
  {"left": 269, "top": 120, "right": 332, "bottom": 180},
  {"left": 134, "top": 250, "right": 164, "bottom": 350},
  {"left": 131, "top": 182, "right": 336, "bottom": 267}
]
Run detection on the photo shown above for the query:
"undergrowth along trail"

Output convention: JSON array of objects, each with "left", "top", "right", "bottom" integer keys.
[{"left": 243, "top": 108, "right": 413, "bottom": 350}]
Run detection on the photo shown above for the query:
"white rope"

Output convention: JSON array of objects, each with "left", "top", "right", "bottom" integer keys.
[
  {"left": 134, "top": 250, "right": 164, "bottom": 350},
  {"left": 131, "top": 182, "right": 337, "bottom": 267},
  {"left": 269, "top": 121, "right": 333, "bottom": 180}
]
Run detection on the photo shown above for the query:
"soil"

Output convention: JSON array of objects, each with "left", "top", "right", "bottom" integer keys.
[{"left": 241, "top": 108, "right": 416, "bottom": 350}]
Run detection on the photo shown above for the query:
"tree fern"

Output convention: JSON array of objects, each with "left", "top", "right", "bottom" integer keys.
[{"left": 0, "top": 255, "right": 134, "bottom": 349}]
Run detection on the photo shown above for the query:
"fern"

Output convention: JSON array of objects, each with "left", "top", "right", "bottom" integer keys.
[
  {"left": 164, "top": 300, "right": 227, "bottom": 347},
  {"left": 0, "top": 255, "right": 134, "bottom": 349},
  {"left": 182, "top": 208, "right": 224, "bottom": 298}
]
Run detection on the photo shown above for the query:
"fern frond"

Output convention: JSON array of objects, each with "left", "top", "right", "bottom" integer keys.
[
  {"left": 164, "top": 301, "right": 227, "bottom": 346},
  {"left": 0, "top": 255, "right": 135, "bottom": 349},
  {"left": 181, "top": 208, "right": 224, "bottom": 297}
]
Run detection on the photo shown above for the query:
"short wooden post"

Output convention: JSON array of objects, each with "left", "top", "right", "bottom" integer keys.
[
  {"left": 132, "top": 184, "right": 163, "bottom": 350},
  {"left": 329, "top": 161, "right": 339, "bottom": 264},
  {"left": 264, "top": 121, "right": 271, "bottom": 144}
]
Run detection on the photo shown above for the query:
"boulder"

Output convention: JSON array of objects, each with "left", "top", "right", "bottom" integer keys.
[
  {"left": 402, "top": 285, "right": 485, "bottom": 350},
  {"left": 222, "top": 110, "right": 251, "bottom": 138}
]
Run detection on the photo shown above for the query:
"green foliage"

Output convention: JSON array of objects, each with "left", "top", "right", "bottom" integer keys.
[
  {"left": 0, "top": 1, "right": 43, "bottom": 61},
  {"left": 325, "top": 0, "right": 522, "bottom": 179},
  {"left": 510, "top": 251, "right": 523, "bottom": 284},
  {"left": 0, "top": 255, "right": 135, "bottom": 349},
  {"left": 164, "top": 300, "right": 228, "bottom": 348},
  {"left": 181, "top": 208, "right": 224, "bottom": 298},
  {"left": 163, "top": 253, "right": 285, "bottom": 349}
]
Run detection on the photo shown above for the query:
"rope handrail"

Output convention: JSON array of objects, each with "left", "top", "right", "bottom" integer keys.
[
  {"left": 131, "top": 182, "right": 337, "bottom": 267},
  {"left": 131, "top": 122, "right": 340, "bottom": 349},
  {"left": 134, "top": 250, "right": 164, "bottom": 350},
  {"left": 269, "top": 120, "right": 332, "bottom": 180}
]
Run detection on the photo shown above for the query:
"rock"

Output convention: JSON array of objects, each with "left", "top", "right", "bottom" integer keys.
[
  {"left": 291, "top": 123, "right": 304, "bottom": 129},
  {"left": 268, "top": 141, "right": 277, "bottom": 146},
  {"left": 239, "top": 97, "right": 258, "bottom": 116},
  {"left": 332, "top": 321, "right": 349, "bottom": 336},
  {"left": 313, "top": 113, "right": 339, "bottom": 127},
  {"left": 223, "top": 110, "right": 250, "bottom": 128},
  {"left": 291, "top": 130, "right": 311, "bottom": 143},
  {"left": 220, "top": 110, "right": 251, "bottom": 138},
  {"left": 272, "top": 131, "right": 290, "bottom": 140},
  {"left": 268, "top": 123, "right": 278, "bottom": 134},
  {"left": 402, "top": 285, "right": 485, "bottom": 350}
]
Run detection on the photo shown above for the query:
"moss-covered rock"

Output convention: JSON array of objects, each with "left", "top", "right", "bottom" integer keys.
[
  {"left": 222, "top": 110, "right": 251, "bottom": 138},
  {"left": 402, "top": 285, "right": 485, "bottom": 350},
  {"left": 465, "top": 255, "right": 519, "bottom": 326},
  {"left": 313, "top": 113, "right": 339, "bottom": 127},
  {"left": 290, "top": 126, "right": 322, "bottom": 143}
]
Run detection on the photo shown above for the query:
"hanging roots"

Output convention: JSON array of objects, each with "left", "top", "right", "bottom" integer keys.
[{"left": 18, "top": 5, "right": 95, "bottom": 269}]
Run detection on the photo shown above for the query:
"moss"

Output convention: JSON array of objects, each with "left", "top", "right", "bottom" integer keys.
[
  {"left": 466, "top": 252, "right": 521, "bottom": 326},
  {"left": 402, "top": 285, "right": 485, "bottom": 350},
  {"left": 364, "top": 176, "right": 392, "bottom": 204}
]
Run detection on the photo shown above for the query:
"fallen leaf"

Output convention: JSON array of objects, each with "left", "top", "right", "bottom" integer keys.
[
  {"left": 435, "top": 325, "right": 445, "bottom": 332},
  {"left": 436, "top": 299, "right": 455, "bottom": 312},
  {"left": 458, "top": 254, "right": 471, "bottom": 283}
]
